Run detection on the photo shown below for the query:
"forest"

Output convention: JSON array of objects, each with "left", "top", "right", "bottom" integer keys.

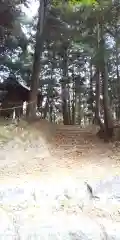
[
  {"left": 0, "top": 1, "right": 120, "bottom": 238},
  {"left": 0, "top": 0, "right": 120, "bottom": 141}
]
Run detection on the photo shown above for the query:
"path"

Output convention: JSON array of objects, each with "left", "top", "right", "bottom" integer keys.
[{"left": 0, "top": 120, "right": 120, "bottom": 239}]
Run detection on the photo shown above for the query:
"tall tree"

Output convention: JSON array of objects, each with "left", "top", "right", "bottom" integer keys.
[
  {"left": 28, "top": 0, "right": 50, "bottom": 118},
  {"left": 100, "top": 21, "right": 114, "bottom": 139}
]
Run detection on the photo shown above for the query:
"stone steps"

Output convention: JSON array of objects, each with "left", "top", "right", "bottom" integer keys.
[
  {"left": 55, "top": 129, "right": 94, "bottom": 139},
  {"left": 53, "top": 127, "right": 97, "bottom": 149}
]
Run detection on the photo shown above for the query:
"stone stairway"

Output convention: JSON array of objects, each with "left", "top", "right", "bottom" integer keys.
[{"left": 53, "top": 125, "right": 97, "bottom": 150}]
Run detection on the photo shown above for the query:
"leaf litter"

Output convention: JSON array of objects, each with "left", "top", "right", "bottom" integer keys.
[{"left": 0, "top": 120, "right": 119, "bottom": 238}]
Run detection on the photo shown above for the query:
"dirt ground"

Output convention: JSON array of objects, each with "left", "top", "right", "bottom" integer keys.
[
  {"left": 0, "top": 118, "right": 120, "bottom": 183},
  {"left": 0, "top": 119, "right": 120, "bottom": 239}
]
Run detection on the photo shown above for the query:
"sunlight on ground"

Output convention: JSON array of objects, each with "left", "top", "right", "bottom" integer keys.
[
  {"left": 0, "top": 119, "right": 120, "bottom": 239},
  {"left": 0, "top": 175, "right": 120, "bottom": 239}
]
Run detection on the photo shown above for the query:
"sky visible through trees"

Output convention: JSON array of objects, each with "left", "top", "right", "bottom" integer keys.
[{"left": 0, "top": 0, "right": 120, "bottom": 140}]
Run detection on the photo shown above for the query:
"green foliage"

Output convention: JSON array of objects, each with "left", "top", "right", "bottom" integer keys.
[
  {"left": 52, "top": 0, "right": 97, "bottom": 6},
  {"left": 69, "top": 0, "right": 97, "bottom": 5},
  {"left": 0, "top": 0, "right": 120, "bottom": 124},
  {"left": 52, "top": 0, "right": 97, "bottom": 11}
]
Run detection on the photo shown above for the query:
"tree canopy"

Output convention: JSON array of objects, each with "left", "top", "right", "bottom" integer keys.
[{"left": 0, "top": 0, "right": 120, "bottom": 139}]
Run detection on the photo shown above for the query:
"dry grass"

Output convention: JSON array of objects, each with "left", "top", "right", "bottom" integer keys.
[{"left": 0, "top": 118, "right": 45, "bottom": 143}]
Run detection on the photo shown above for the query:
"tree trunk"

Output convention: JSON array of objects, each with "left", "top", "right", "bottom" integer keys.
[
  {"left": 61, "top": 42, "right": 70, "bottom": 125},
  {"left": 94, "top": 22, "right": 101, "bottom": 125},
  {"left": 49, "top": 102, "right": 53, "bottom": 122},
  {"left": 78, "top": 94, "right": 82, "bottom": 125},
  {"left": 67, "top": 84, "right": 71, "bottom": 124},
  {"left": 28, "top": 0, "right": 49, "bottom": 119},
  {"left": 94, "top": 69, "right": 101, "bottom": 123},
  {"left": 89, "top": 60, "right": 94, "bottom": 113},
  {"left": 100, "top": 23, "right": 114, "bottom": 140},
  {"left": 43, "top": 98, "right": 49, "bottom": 119},
  {"left": 115, "top": 30, "right": 120, "bottom": 119},
  {"left": 72, "top": 77, "right": 76, "bottom": 125}
]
